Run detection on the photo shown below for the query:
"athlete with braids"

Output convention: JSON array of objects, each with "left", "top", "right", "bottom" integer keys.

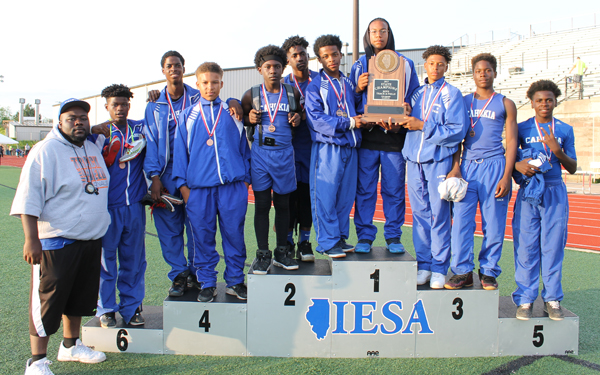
[
  {"left": 281, "top": 35, "right": 319, "bottom": 262},
  {"left": 350, "top": 18, "right": 420, "bottom": 254},
  {"left": 512, "top": 80, "right": 577, "bottom": 321},
  {"left": 242, "top": 45, "right": 301, "bottom": 274},
  {"left": 97, "top": 84, "right": 147, "bottom": 328},
  {"left": 400, "top": 45, "right": 468, "bottom": 289},
  {"left": 305, "top": 34, "right": 369, "bottom": 258},
  {"left": 445, "top": 53, "right": 518, "bottom": 291}
]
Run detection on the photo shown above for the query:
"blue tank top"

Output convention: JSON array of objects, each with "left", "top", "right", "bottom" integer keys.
[
  {"left": 462, "top": 93, "right": 506, "bottom": 160},
  {"left": 254, "top": 85, "right": 292, "bottom": 150}
]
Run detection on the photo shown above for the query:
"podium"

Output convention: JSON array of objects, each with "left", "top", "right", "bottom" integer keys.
[{"left": 83, "top": 247, "right": 579, "bottom": 358}]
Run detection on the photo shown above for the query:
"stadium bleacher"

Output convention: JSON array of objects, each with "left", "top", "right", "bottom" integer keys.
[{"left": 427, "top": 26, "right": 600, "bottom": 106}]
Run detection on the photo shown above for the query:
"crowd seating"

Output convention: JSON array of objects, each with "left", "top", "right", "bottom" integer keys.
[{"left": 430, "top": 26, "right": 600, "bottom": 105}]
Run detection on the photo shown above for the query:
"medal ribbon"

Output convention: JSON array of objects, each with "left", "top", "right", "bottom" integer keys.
[
  {"left": 470, "top": 92, "right": 496, "bottom": 130},
  {"left": 110, "top": 122, "right": 134, "bottom": 158},
  {"left": 199, "top": 103, "right": 223, "bottom": 139},
  {"left": 323, "top": 72, "right": 346, "bottom": 110},
  {"left": 261, "top": 84, "right": 283, "bottom": 124},
  {"left": 292, "top": 73, "right": 312, "bottom": 98},
  {"left": 166, "top": 88, "right": 187, "bottom": 127},
  {"left": 421, "top": 82, "right": 447, "bottom": 123},
  {"left": 534, "top": 117, "right": 555, "bottom": 159}
]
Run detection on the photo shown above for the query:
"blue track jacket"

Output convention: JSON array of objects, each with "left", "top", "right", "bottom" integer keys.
[
  {"left": 173, "top": 97, "right": 251, "bottom": 189},
  {"left": 403, "top": 77, "right": 468, "bottom": 163},
  {"left": 305, "top": 70, "right": 362, "bottom": 148},
  {"left": 144, "top": 84, "right": 200, "bottom": 178}
]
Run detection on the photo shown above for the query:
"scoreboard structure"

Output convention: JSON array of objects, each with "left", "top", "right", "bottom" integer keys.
[{"left": 83, "top": 247, "right": 579, "bottom": 358}]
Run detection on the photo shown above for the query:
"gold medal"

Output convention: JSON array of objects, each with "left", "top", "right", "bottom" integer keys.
[
  {"left": 207, "top": 138, "right": 214, "bottom": 146},
  {"left": 119, "top": 162, "right": 126, "bottom": 169},
  {"left": 470, "top": 130, "right": 475, "bottom": 137},
  {"left": 268, "top": 124, "right": 276, "bottom": 132},
  {"left": 337, "top": 109, "right": 348, "bottom": 118}
]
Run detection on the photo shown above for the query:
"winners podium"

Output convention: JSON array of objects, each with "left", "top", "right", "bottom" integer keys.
[{"left": 83, "top": 247, "right": 579, "bottom": 358}]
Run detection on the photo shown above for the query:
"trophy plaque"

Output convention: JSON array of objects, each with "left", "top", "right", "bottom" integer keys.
[{"left": 363, "top": 50, "right": 406, "bottom": 123}]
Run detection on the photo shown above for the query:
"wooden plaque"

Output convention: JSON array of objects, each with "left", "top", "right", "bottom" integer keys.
[{"left": 363, "top": 50, "right": 406, "bottom": 123}]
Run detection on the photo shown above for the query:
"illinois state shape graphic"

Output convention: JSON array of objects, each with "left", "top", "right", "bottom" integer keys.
[{"left": 305, "top": 299, "right": 330, "bottom": 340}]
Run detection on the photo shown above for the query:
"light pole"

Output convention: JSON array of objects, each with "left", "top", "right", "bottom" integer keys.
[
  {"left": 19, "top": 98, "right": 25, "bottom": 124},
  {"left": 35, "top": 99, "right": 41, "bottom": 125}
]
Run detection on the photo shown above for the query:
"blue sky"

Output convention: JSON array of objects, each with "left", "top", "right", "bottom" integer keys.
[{"left": 0, "top": 0, "right": 597, "bottom": 119}]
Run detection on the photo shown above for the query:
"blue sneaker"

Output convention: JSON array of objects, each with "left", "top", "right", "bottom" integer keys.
[
  {"left": 354, "top": 239, "right": 372, "bottom": 253},
  {"left": 316, "top": 245, "right": 346, "bottom": 258},
  {"left": 338, "top": 239, "right": 355, "bottom": 252},
  {"left": 386, "top": 238, "right": 405, "bottom": 254}
]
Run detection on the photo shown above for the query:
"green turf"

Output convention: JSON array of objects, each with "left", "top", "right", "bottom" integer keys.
[{"left": 1, "top": 164, "right": 599, "bottom": 374}]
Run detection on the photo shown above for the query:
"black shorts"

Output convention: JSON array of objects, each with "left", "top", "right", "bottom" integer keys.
[{"left": 29, "top": 239, "right": 102, "bottom": 337}]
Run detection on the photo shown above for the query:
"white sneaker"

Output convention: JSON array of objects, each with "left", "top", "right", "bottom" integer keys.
[
  {"left": 57, "top": 339, "right": 106, "bottom": 363},
  {"left": 25, "top": 358, "right": 53, "bottom": 375},
  {"left": 430, "top": 272, "right": 446, "bottom": 289},
  {"left": 416, "top": 270, "right": 432, "bottom": 285}
]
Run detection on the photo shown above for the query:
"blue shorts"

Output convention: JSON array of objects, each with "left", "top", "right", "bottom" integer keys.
[{"left": 251, "top": 145, "right": 296, "bottom": 194}]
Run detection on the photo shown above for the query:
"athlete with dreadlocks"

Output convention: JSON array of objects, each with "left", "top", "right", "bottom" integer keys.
[
  {"left": 96, "top": 84, "right": 147, "bottom": 328},
  {"left": 281, "top": 35, "right": 319, "bottom": 262}
]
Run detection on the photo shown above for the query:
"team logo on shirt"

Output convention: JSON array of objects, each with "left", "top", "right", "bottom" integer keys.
[
  {"left": 262, "top": 103, "right": 289, "bottom": 112},
  {"left": 525, "top": 136, "right": 563, "bottom": 145},
  {"left": 469, "top": 109, "right": 496, "bottom": 120},
  {"left": 70, "top": 156, "right": 109, "bottom": 189}
]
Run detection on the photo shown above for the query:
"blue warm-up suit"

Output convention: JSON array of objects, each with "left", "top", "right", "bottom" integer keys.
[
  {"left": 173, "top": 97, "right": 251, "bottom": 289},
  {"left": 97, "top": 119, "right": 147, "bottom": 323},
  {"left": 403, "top": 77, "right": 468, "bottom": 274},
  {"left": 351, "top": 51, "right": 419, "bottom": 243},
  {"left": 512, "top": 117, "right": 576, "bottom": 305},
  {"left": 305, "top": 70, "right": 362, "bottom": 252},
  {"left": 451, "top": 93, "right": 511, "bottom": 278},
  {"left": 144, "top": 84, "right": 199, "bottom": 281}
]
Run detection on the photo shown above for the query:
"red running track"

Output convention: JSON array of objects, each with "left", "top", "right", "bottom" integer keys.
[
  {"left": 250, "top": 184, "right": 600, "bottom": 252},
  {"left": 8, "top": 157, "right": 597, "bottom": 252}
]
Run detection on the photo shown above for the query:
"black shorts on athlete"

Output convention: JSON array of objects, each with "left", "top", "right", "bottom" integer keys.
[{"left": 29, "top": 239, "right": 102, "bottom": 337}]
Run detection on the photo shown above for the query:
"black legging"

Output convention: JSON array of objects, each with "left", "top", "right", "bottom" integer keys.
[
  {"left": 254, "top": 189, "right": 290, "bottom": 250},
  {"left": 289, "top": 182, "right": 312, "bottom": 231}
]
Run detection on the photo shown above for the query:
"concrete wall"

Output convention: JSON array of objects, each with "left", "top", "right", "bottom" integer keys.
[{"left": 517, "top": 97, "right": 600, "bottom": 173}]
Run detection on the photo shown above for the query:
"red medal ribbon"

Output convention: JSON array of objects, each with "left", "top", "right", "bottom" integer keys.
[
  {"left": 110, "top": 122, "right": 133, "bottom": 157},
  {"left": 470, "top": 92, "right": 496, "bottom": 130},
  {"left": 323, "top": 72, "right": 346, "bottom": 111},
  {"left": 261, "top": 84, "right": 283, "bottom": 125},
  {"left": 199, "top": 103, "right": 223, "bottom": 139},
  {"left": 421, "top": 81, "right": 447, "bottom": 123},
  {"left": 534, "top": 117, "right": 555, "bottom": 159},
  {"left": 166, "top": 88, "right": 187, "bottom": 127},
  {"left": 292, "top": 73, "right": 312, "bottom": 98}
]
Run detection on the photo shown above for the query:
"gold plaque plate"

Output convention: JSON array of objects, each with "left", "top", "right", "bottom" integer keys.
[{"left": 375, "top": 50, "right": 400, "bottom": 74}]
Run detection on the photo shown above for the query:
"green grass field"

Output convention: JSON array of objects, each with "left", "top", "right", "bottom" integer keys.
[{"left": 1, "top": 165, "right": 599, "bottom": 374}]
